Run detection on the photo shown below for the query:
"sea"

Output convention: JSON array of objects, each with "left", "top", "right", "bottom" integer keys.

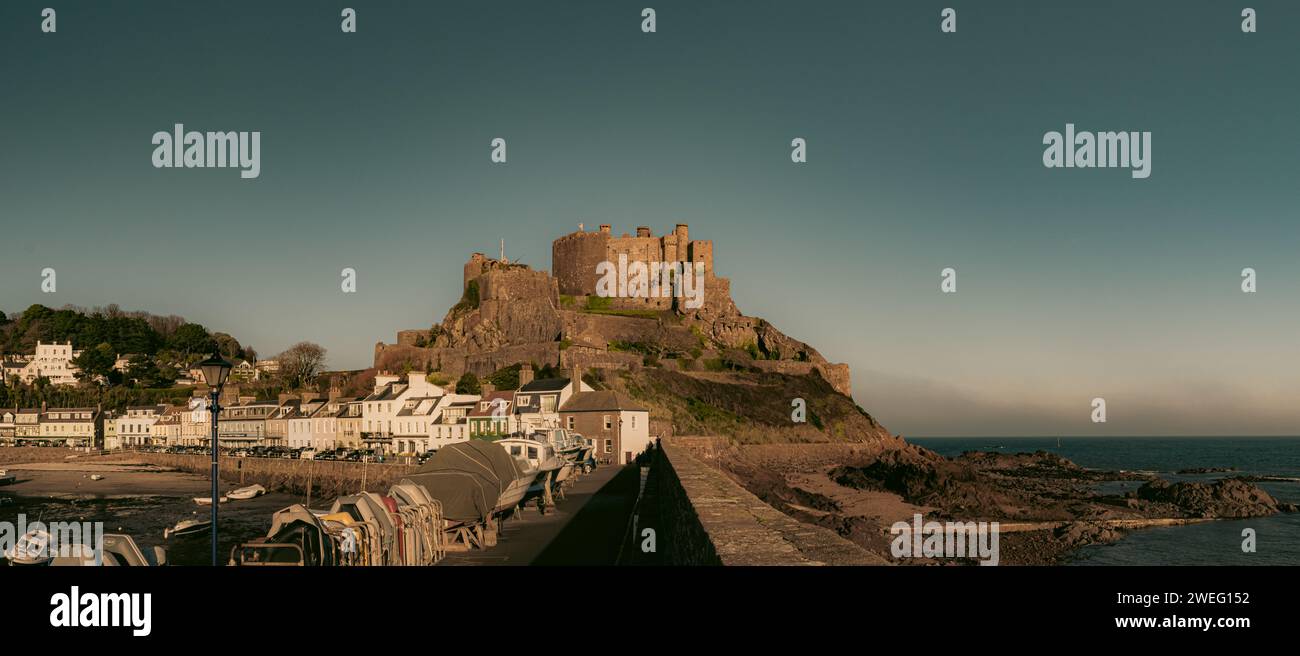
[{"left": 909, "top": 437, "right": 1300, "bottom": 565}]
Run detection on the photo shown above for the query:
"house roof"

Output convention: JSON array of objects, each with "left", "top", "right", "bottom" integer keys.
[
  {"left": 559, "top": 390, "right": 648, "bottom": 413},
  {"left": 469, "top": 391, "right": 514, "bottom": 417},
  {"left": 518, "top": 377, "right": 570, "bottom": 393}
]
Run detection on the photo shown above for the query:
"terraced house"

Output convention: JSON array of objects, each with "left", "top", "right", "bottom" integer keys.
[
  {"left": 217, "top": 400, "right": 278, "bottom": 447},
  {"left": 38, "top": 407, "right": 103, "bottom": 447}
]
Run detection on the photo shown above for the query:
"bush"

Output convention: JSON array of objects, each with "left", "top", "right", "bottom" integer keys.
[{"left": 456, "top": 372, "right": 481, "bottom": 394}]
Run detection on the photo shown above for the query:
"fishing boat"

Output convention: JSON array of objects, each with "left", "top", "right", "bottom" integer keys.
[
  {"left": 193, "top": 496, "right": 229, "bottom": 505},
  {"left": 227, "top": 484, "right": 266, "bottom": 500},
  {"left": 0, "top": 469, "right": 15, "bottom": 486},
  {"left": 164, "top": 518, "right": 211, "bottom": 539}
]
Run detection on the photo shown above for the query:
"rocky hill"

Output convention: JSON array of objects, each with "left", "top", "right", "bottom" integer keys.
[{"left": 374, "top": 225, "right": 883, "bottom": 445}]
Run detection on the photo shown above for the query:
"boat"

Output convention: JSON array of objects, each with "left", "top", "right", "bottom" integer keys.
[
  {"left": 194, "top": 496, "right": 229, "bottom": 505},
  {"left": 496, "top": 436, "right": 566, "bottom": 503},
  {"left": 164, "top": 518, "right": 211, "bottom": 539},
  {"left": 0, "top": 469, "right": 15, "bottom": 486},
  {"left": 3, "top": 529, "right": 53, "bottom": 565},
  {"left": 403, "top": 440, "right": 537, "bottom": 522},
  {"left": 232, "top": 504, "right": 340, "bottom": 566},
  {"left": 325, "top": 492, "right": 399, "bottom": 566},
  {"left": 89, "top": 474, "right": 105, "bottom": 481},
  {"left": 227, "top": 484, "right": 266, "bottom": 500}
]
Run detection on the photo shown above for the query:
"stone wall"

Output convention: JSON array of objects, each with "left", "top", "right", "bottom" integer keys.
[
  {"left": 552, "top": 230, "right": 609, "bottom": 296},
  {"left": 654, "top": 436, "right": 887, "bottom": 565}
]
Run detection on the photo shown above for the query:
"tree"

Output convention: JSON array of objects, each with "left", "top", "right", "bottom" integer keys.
[
  {"left": 167, "top": 323, "right": 216, "bottom": 355},
  {"left": 73, "top": 343, "right": 117, "bottom": 383},
  {"left": 277, "top": 342, "right": 327, "bottom": 389},
  {"left": 212, "top": 332, "right": 243, "bottom": 360},
  {"left": 125, "top": 355, "right": 175, "bottom": 388},
  {"left": 456, "top": 372, "right": 481, "bottom": 395}
]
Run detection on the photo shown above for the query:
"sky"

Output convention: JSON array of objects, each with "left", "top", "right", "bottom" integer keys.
[{"left": 2, "top": 1, "right": 1299, "bottom": 437}]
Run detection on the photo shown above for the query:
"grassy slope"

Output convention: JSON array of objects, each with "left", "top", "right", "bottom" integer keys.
[{"left": 612, "top": 367, "right": 892, "bottom": 444}]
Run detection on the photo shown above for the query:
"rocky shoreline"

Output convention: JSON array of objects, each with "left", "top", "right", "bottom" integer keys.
[{"left": 710, "top": 442, "right": 1296, "bottom": 565}]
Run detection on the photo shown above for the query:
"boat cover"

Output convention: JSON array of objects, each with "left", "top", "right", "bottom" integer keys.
[{"left": 403, "top": 440, "right": 527, "bottom": 522}]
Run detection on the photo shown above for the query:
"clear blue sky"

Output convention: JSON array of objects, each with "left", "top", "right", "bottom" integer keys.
[{"left": 3, "top": 1, "right": 1298, "bottom": 436}]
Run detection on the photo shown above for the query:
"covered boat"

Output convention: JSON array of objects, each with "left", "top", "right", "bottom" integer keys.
[
  {"left": 232, "top": 504, "right": 339, "bottom": 566},
  {"left": 403, "top": 440, "right": 535, "bottom": 523}
]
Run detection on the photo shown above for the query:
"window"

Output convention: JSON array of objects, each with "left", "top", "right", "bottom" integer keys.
[
  {"left": 603, "top": 415, "right": 612, "bottom": 430},
  {"left": 604, "top": 439, "right": 612, "bottom": 454},
  {"left": 517, "top": 395, "right": 530, "bottom": 406},
  {"left": 631, "top": 415, "right": 636, "bottom": 429},
  {"left": 566, "top": 416, "right": 575, "bottom": 430}
]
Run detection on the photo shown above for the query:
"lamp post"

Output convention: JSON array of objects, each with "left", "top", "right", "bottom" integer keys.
[{"left": 197, "top": 354, "right": 233, "bottom": 566}]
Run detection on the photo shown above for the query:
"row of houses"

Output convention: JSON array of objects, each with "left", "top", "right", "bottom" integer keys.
[
  {"left": 0, "top": 364, "right": 653, "bottom": 465},
  {"left": 0, "top": 340, "right": 280, "bottom": 387}
]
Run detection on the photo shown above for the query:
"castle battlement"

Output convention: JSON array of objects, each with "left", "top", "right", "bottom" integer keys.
[{"left": 552, "top": 223, "right": 715, "bottom": 297}]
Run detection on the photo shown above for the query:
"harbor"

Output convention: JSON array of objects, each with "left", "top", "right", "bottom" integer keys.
[{"left": 1, "top": 431, "right": 648, "bottom": 566}]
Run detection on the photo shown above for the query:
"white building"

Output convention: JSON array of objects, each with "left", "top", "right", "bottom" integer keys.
[
  {"left": 361, "top": 373, "right": 447, "bottom": 453},
  {"left": 286, "top": 398, "right": 327, "bottom": 449},
  {"left": 512, "top": 365, "right": 593, "bottom": 432},
  {"left": 309, "top": 397, "right": 354, "bottom": 451},
  {"left": 118, "top": 405, "right": 164, "bottom": 448},
  {"left": 18, "top": 341, "right": 82, "bottom": 385}
]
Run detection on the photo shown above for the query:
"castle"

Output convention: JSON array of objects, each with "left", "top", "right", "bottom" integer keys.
[{"left": 376, "top": 224, "right": 852, "bottom": 397}]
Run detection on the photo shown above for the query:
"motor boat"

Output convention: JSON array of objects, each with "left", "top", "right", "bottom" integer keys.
[
  {"left": 227, "top": 484, "right": 266, "bottom": 500},
  {"left": 495, "top": 436, "right": 565, "bottom": 496},
  {"left": 164, "top": 518, "right": 211, "bottom": 539}
]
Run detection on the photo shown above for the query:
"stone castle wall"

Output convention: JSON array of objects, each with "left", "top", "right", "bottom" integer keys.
[{"left": 552, "top": 224, "right": 715, "bottom": 297}]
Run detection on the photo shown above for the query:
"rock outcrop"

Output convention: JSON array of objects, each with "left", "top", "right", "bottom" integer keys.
[{"left": 374, "top": 224, "right": 855, "bottom": 397}]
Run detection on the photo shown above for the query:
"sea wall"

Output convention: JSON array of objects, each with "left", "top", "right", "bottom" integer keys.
[
  {"left": 654, "top": 436, "right": 886, "bottom": 565},
  {"left": 114, "top": 453, "right": 417, "bottom": 499}
]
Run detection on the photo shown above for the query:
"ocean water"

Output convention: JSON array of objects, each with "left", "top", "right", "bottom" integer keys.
[{"left": 909, "top": 437, "right": 1300, "bottom": 565}]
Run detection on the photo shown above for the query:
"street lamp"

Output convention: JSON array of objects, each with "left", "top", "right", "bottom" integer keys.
[{"left": 197, "top": 354, "right": 233, "bottom": 566}]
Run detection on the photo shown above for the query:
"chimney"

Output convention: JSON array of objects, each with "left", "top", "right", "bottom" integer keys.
[
  {"left": 571, "top": 365, "right": 584, "bottom": 391},
  {"left": 599, "top": 224, "right": 611, "bottom": 234},
  {"left": 481, "top": 381, "right": 495, "bottom": 395},
  {"left": 636, "top": 226, "right": 651, "bottom": 237},
  {"left": 518, "top": 364, "right": 534, "bottom": 387}
]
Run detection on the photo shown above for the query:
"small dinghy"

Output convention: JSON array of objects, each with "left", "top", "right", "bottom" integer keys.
[
  {"left": 164, "top": 519, "right": 211, "bottom": 539},
  {"left": 89, "top": 474, "right": 106, "bottom": 481},
  {"left": 194, "top": 496, "right": 229, "bottom": 505},
  {"left": 0, "top": 469, "right": 16, "bottom": 486},
  {"left": 227, "top": 484, "right": 266, "bottom": 500}
]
